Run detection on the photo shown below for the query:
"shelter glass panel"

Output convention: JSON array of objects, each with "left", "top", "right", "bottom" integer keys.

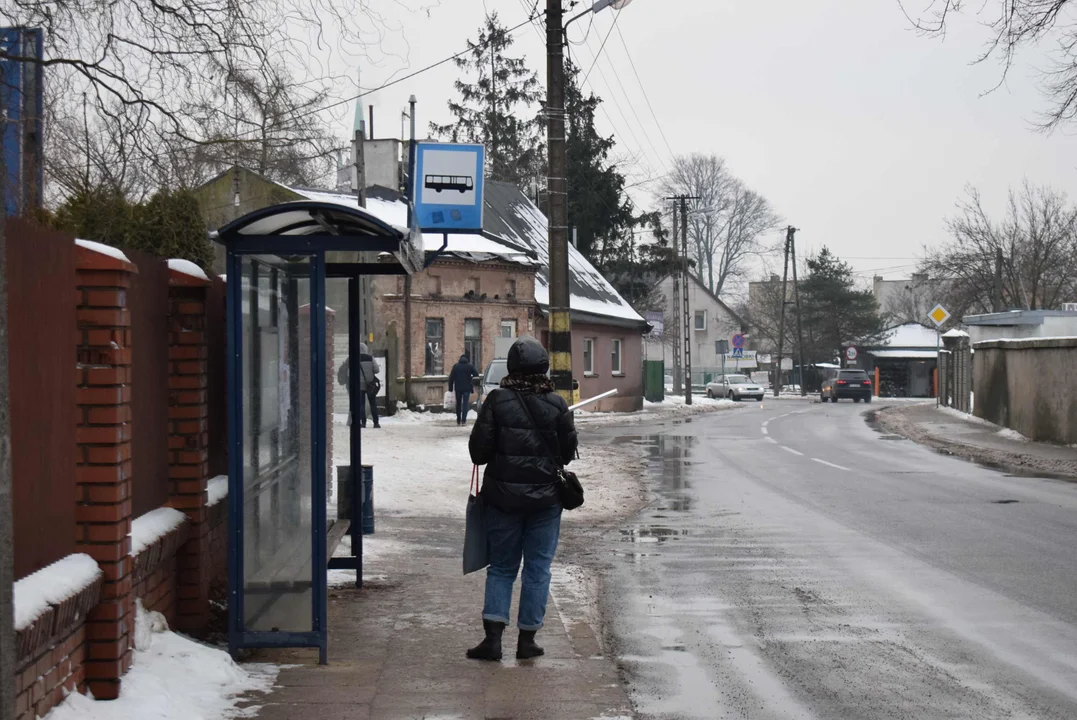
[{"left": 240, "top": 255, "right": 314, "bottom": 633}]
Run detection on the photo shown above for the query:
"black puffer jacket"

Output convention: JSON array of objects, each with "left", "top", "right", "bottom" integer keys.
[{"left": 468, "top": 384, "right": 578, "bottom": 513}]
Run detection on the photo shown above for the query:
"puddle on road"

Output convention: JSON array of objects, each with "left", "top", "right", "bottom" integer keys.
[{"left": 621, "top": 526, "right": 692, "bottom": 544}]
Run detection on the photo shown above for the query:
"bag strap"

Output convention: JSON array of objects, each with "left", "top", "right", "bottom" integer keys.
[
  {"left": 512, "top": 391, "right": 561, "bottom": 467},
  {"left": 470, "top": 465, "right": 480, "bottom": 495}
]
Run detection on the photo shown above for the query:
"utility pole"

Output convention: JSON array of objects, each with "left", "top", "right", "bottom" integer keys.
[
  {"left": 670, "top": 203, "right": 682, "bottom": 395},
  {"left": 546, "top": 0, "right": 573, "bottom": 403},
  {"left": 994, "top": 247, "right": 1004, "bottom": 312},
  {"left": 774, "top": 231, "right": 791, "bottom": 398},
  {"left": 666, "top": 195, "right": 699, "bottom": 404},
  {"left": 787, "top": 227, "right": 807, "bottom": 396},
  {"left": 404, "top": 95, "right": 417, "bottom": 408},
  {"left": 0, "top": 145, "right": 13, "bottom": 720}
]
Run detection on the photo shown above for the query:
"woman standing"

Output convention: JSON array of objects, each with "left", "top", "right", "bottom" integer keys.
[{"left": 467, "top": 337, "right": 578, "bottom": 661}]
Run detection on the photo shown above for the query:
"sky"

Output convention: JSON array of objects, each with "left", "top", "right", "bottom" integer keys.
[{"left": 322, "top": 0, "right": 1077, "bottom": 285}]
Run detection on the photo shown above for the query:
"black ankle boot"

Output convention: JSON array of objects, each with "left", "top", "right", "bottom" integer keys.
[
  {"left": 516, "top": 629, "right": 544, "bottom": 659},
  {"left": 466, "top": 621, "right": 505, "bottom": 661}
]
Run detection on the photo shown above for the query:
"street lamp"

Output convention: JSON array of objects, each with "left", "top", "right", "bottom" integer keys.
[{"left": 566, "top": 0, "right": 635, "bottom": 31}]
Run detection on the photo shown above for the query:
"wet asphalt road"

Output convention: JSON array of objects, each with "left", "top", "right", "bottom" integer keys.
[{"left": 582, "top": 399, "right": 1077, "bottom": 720}]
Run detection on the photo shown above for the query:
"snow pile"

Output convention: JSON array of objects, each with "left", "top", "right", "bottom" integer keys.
[
  {"left": 942, "top": 328, "right": 970, "bottom": 338},
  {"left": 14, "top": 554, "right": 102, "bottom": 631},
  {"left": 130, "top": 508, "right": 188, "bottom": 557},
  {"left": 75, "top": 239, "right": 130, "bottom": 263},
  {"left": 46, "top": 602, "right": 278, "bottom": 720},
  {"left": 996, "top": 427, "right": 1029, "bottom": 442},
  {"left": 938, "top": 406, "right": 994, "bottom": 426},
  {"left": 167, "top": 258, "right": 210, "bottom": 282},
  {"left": 207, "top": 475, "right": 228, "bottom": 507}
]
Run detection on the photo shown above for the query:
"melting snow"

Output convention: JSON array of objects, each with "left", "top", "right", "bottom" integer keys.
[
  {"left": 14, "top": 554, "right": 102, "bottom": 631},
  {"left": 207, "top": 475, "right": 228, "bottom": 507},
  {"left": 44, "top": 601, "right": 277, "bottom": 720},
  {"left": 130, "top": 507, "right": 188, "bottom": 557},
  {"left": 167, "top": 258, "right": 210, "bottom": 281}
]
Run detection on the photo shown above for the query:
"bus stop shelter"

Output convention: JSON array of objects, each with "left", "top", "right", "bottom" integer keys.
[{"left": 214, "top": 200, "right": 420, "bottom": 663}]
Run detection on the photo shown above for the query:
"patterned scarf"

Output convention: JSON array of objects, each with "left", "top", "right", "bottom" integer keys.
[{"left": 500, "top": 373, "right": 555, "bottom": 394}]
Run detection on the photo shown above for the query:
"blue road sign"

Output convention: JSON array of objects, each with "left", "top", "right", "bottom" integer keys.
[
  {"left": 732, "top": 333, "right": 746, "bottom": 349},
  {"left": 731, "top": 347, "right": 744, "bottom": 358},
  {"left": 1, "top": 27, "right": 44, "bottom": 217},
  {"left": 413, "top": 142, "right": 485, "bottom": 233}
]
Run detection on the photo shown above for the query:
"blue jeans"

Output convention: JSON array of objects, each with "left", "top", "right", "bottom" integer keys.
[
  {"left": 456, "top": 391, "right": 471, "bottom": 423},
  {"left": 482, "top": 503, "right": 562, "bottom": 630}
]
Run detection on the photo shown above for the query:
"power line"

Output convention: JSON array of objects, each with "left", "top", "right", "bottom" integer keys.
[
  {"left": 614, "top": 21, "right": 675, "bottom": 159},
  {"left": 581, "top": 8, "right": 620, "bottom": 87}
]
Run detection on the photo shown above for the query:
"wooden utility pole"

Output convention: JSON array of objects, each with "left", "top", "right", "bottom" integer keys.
[
  {"left": 666, "top": 195, "right": 699, "bottom": 404},
  {"left": 546, "top": 0, "right": 573, "bottom": 402},
  {"left": 670, "top": 203, "right": 682, "bottom": 395},
  {"left": 774, "top": 232, "right": 791, "bottom": 398}
]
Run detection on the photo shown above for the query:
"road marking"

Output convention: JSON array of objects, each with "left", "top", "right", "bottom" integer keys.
[
  {"left": 764, "top": 436, "right": 778, "bottom": 444},
  {"left": 761, "top": 426, "right": 769, "bottom": 435},
  {"left": 780, "top": 446, "right": 804, "bottom": 456},
  {"left": 812, "top": 458, "right": 850, "bottom": 471}
]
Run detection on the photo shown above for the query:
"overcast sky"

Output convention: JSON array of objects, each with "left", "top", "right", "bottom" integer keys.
[{"left": 334, "top": 0, "right": 1077, "bottom": 283}]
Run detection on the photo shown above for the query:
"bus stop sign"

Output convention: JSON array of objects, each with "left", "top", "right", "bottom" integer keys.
[{"left": 413, "top": 142, "right": 485, "bottom": 233}]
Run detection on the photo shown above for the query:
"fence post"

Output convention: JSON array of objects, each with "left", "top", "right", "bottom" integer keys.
[
  {"left": 166, "top": 266, "right": 212, "bottom": 635},
  {"left": 74, "top": 245, "right": 137, "bottom": 700}
]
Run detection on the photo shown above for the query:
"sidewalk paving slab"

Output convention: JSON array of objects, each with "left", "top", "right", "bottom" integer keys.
[{"left": 240, "top": 518, "right": 634, "bottom": 720}]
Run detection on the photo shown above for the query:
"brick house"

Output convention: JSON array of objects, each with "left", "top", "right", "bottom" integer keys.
[{"left": 197, "top": 167, "right": 648, "bottom": 412}]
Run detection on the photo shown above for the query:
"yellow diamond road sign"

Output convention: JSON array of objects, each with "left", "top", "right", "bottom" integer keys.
[{"left": 929, "top": 304, "right": 951, "bottom": 327}]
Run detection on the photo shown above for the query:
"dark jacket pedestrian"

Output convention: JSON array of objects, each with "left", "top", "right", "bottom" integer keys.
[
  {"left": 466, "top": 336, "right": 578, "bottom": 663},
  {"left": 448, "top": 355, "right": 479, "bottom": 425},
  {"left": 337, "top": 344, "right": 381, "bottom": 428}
]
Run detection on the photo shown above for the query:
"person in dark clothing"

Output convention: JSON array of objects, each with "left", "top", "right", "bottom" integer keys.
[
  {"left": 466, "top": 337, "right": 578, "bottom": 662},
  {"left": 448, "top": 354, "right": 480, "bottom": 426}
]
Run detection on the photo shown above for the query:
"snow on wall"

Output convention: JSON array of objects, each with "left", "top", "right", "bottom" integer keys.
[
  {"left": 75, "top": 239, "right": 130, "bottom": 264},
  {"left": 14, "top": 554, "right": 102, "bottom": 631},
  {"left": 881, "top": 322, "right": 940, "bottom": 348},
  {"left": 130, "top": 507, "right": 188, "bottom": 557},
  {"left": 207, "top": 475, "right": 228, "bottom": 507},
  {"left": 167, "top": 258, "right": 210, "bottom": 281}
]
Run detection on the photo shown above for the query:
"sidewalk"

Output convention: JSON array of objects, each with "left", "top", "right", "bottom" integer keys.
[
  {"left": 878, "top": 403, "right": 1077, "bottom": 478},
  {"left": 241, "top": 518, "right": 635, "bottom": 720}
]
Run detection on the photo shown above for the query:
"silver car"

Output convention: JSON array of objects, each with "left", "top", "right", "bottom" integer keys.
[{"left": 706, "top": 374, "right": 765, "bottom": 401}]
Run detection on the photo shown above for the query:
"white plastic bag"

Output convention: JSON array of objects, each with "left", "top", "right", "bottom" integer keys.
[{"left": 443, "top": 390, "right": 453, "bottom": 408}]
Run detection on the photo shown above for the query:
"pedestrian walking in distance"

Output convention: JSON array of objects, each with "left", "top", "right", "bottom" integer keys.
[
  {"left": 448, "top": 354, "right": 480, "bottom": 426},
  {"left": 337, "top": 344, "right": 381, "bottom": 428},
  {"left": 467, "top": 337, "right": 578, "bottom": 661}
]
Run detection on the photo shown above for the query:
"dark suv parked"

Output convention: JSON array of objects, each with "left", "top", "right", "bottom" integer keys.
[{"left": 821, "top": 369, "right": 873, "bottom": 403}]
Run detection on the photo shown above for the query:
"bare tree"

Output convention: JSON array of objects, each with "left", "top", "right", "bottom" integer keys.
[
  {"left": 660, "top": 153, "right": 780, "bottom": 297},
  {"left": 903, "top": 0, "right": 1077, "bottom": 128},
  {"left": 921, "top": 182, "right": 1077, "bottom": 316}
]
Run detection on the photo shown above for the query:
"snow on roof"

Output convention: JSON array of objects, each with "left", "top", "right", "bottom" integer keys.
[
  {"left": 878, "top": 322, "right": 940, "bottom": 348},
  {"left": 14, "top": 553, "right": 101, "bottom": 631},
  {"left": 287, "top": 186, "right": 411, "bottom": 235},
  {"left": 167, "top": 258, "right": 209, "bottom": 281},
  {"left": 131, "top": 507, "right": 188, "bottom": 556},
  {"left": 75, "top": 238, "right": 130, "bottom": 263},
  {"left": 207, "top": 475, "right": 228, "bottom": 507},
  {"left": 942, "top": 328, "right": 970, "bottom": 338},
  {"left": 482, "top": 182, "right": 645, "bottom": 325}
]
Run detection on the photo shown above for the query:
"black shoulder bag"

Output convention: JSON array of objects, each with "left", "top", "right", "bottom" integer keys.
[
  {"left": 360, "top": 358, "right": 381, "bottom": 396},
  {"left": 513, "top": 391, "right": 584, "bottom": 511}
]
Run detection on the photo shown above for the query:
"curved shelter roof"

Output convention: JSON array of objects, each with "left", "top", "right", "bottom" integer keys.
[{"left": 212, "top": 200, "right": 421, "bottom": 273}]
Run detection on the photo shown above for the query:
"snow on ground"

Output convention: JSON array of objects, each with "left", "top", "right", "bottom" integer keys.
[
  {"left": 339, "top": 409, "right": 649, "bottom": 522},
  {"left": 14, "top": 554, "right": 101, "bottom": 631},
  {"left": 130, "top": 507, "right": 187, "bottom": 556},
  {"left": 938, "top": 406, "right": 995, "bottom": 427},
  {"left": 45, "top": 603, "right": 277, "bottom": 720}
]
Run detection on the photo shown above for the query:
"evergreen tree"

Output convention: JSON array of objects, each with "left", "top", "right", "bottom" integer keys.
[
  {"left": 431, "top": 12, "right": 545, "bottom": 187},
  {"left": 564, "top": 60, "right": 651, "bottom": 273},
  {"left": 800, "top": 247, "right": 888, "bottom": 363},
  {"left": 48, "top": 188, "right": 214, "bottom": 269}
]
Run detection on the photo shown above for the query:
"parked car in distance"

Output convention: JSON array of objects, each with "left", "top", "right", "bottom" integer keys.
[
  {"left": 821, "top": 369, "right": 873, "bottom": 403},
  {"left": 706, "top": 374, "right": 765, "bottom": 401},
  {"left": 477, "top": 358, "right": 509, "bottom": 406}
]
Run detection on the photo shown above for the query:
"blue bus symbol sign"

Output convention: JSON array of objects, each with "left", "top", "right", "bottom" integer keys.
[{"left": 414, "top": 143, "right": 485, "bottom": 232}]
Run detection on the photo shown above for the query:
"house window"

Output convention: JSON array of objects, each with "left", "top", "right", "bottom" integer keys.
[
  {"left": 694, "top": 310, "right": 707, "bottom": 331},
  {"left": 500, "top": 320, "right": 517, "bottom": 339},
  {"left": 468, "top": 277, "right": 480, "bottom": 294},
  {"left": 611, "top": 339, "right": 623, "bottom": 375},
  {"left": 428, "top": 275, "right": 442, "bottom": 296},
  {"left": 583, "top": 338, "right": 595, "bottom": 375},
  {"left": 505, "top": 279, "right": 517, "bottom": 297},
  {"left": 424, "top": 318, "right": 444, "bottom": 375},
  {"left": 464, "top": 318, "right": 482, "bottom": 367}
]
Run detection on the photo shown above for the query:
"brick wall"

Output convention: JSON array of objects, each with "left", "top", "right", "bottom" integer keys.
[
  {"left": 16, "top": 623, "right": 87, "bottom": 720},
  {"left": 74, "top": 244, "right": 137, "bottom": 701},
  {"left": 207, "top": 495, "right": 229, "bottom": 604},
  {"left": 131, "top": 521, "right": 191, "bottom": 624}
]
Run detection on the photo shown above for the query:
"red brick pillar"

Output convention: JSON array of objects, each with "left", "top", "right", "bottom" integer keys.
[
  {"left": 167, "top": 266, "right": 212, "bottom": 634},
  {"left": 74, "top": 243, "right": 137, "bottom": 700}
]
